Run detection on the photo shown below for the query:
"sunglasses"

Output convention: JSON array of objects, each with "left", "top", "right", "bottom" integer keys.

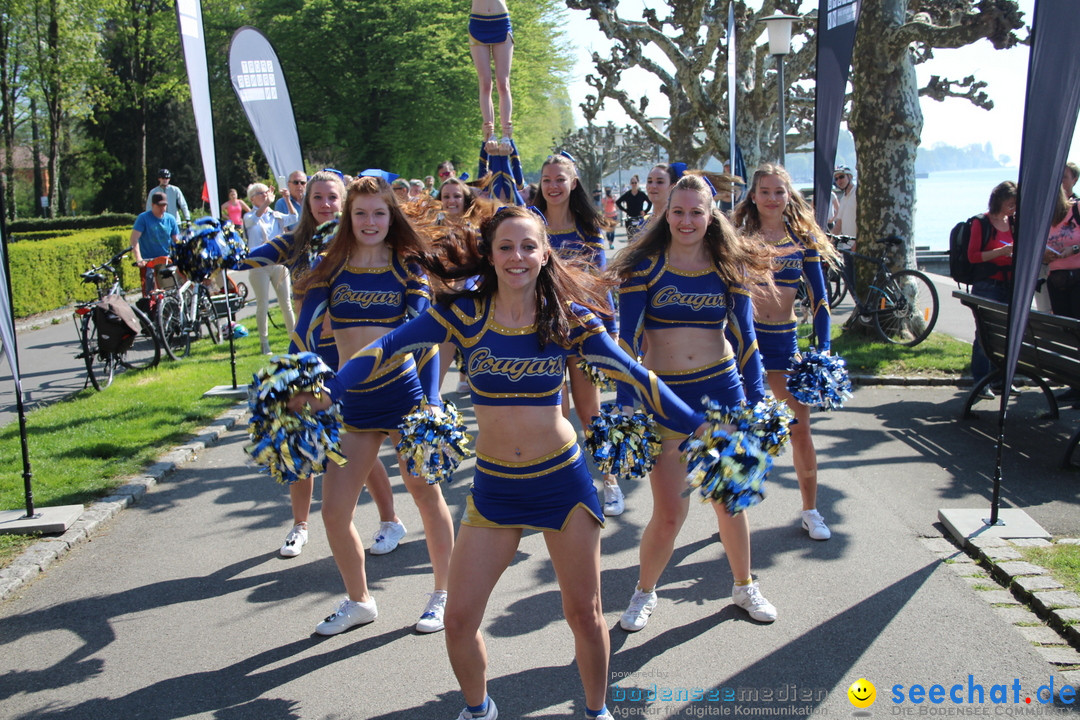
[
  {"left": 438, "top": 171, "right": 452, "bottom": 178},
  {"left": 290, "top": 179, "right": 307, "bottom": 186}
]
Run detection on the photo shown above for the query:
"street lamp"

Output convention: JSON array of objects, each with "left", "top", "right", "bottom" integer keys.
[
  {"left": 760, "top": 11, "right": 799, "bottom": 167},
  {"left": 614, "top": 129, "right": 624, "bottom": 194},
  {"left": 648, "top": 116, "right": 667, "bottom": 164}
]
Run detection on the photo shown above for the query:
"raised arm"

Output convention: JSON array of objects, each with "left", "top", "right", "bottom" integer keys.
[
  {"left": 725, "top": 285, "right": 766, "bottom": 405},
  {"left": 614, "top": 261, "right": 650, "bottom": 408},
  {"left": 405, "top": 267, "right": 442, "bottom": 404},
  {"left": 801, "top": 245, "right": 831, "bottom": 351}
]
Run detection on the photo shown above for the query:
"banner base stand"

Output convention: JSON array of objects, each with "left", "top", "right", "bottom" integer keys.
[
  {"left": 204, "top": 385, "right": 248, "bottom": 398},
  {"left": 0, "top": 505, "right": 83, "bottom": 535},
  {"left": 938, "top": 508, "right": 1050, "bottom": 543}
]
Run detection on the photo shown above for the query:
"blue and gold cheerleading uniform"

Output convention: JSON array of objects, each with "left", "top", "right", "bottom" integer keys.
[
  {"left": 239, "top": 229, "right": 340, "bottom": 366},
  {"left": 615, "top": 253, "right": 766, "bottom": 438},
  {"left": 756, "top": 226, "right": 831, "bottom": 372},
  {"left": 293, "top": 255, "right": 440, "bottom": 433},
  {"left": 324, "top": 296, "right": 703, "bottom": 530},
  {"left": 469, "top": 12, "right": 513, "bottom": 47},
  {"left": 548, "top": 223, "right": 616, "bottom": 333}
]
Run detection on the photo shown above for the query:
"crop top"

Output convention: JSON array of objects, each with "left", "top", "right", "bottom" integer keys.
[
  {"left": 292, "top": 254, "right": 440, "bottom": 404},
  {"left": 324, "top": 296, "right": 704, "bottom": 435},
  {"left": 548, "top": 223, "right": 616, "bottom": 332},
  {"left": 767, "top": 227, "right": 831, "bottom": 350},
  {"left": 615, "top": 252, "right": 766, "bottom": 407}
]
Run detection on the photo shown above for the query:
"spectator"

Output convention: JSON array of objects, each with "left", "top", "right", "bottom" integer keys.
[
  {"left": 833, "top": 165, "right": 857, "bottom": 292},
  {"left": 1045, "top": 187, "right": 1080, "bottom": 320},
  {"left": 391, "top": 178, "right": 411, "bottom": 202},
  {"left": 425, "top": 175, "right": 437, "bottom": 198},
  {"left": 409, "top": 179, "right": 425, "bottom": 201},
  {"left": 275, "top": 171, "right": 308, "bottom": 226},
  {"left": 220, "top": 188, "right": 250, "bottom": 229},
  {"left": 1063, "top": 162, "right": 1079, "bottom": 202},
  {"left": 244, "top": 182, "right": 298, "bottom": 355},
  {"left": 436, "top": 161, "right": 456, "bottom": 185},
  {"left": 615, "top": 175, "right": 651, "bottom": 240},
  {"left": 144, "top": 169, "right": 190, "bottom": 223},
  {"left": 131, "top": 192, "right": 180, "bottom": 292},
  {"left": 602, "top": 187, "right": 618, "bottom": 249}
]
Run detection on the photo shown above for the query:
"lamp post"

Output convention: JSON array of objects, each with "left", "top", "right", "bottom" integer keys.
[
  {"left": 760, "top": 12, "right": 799, "bottom": 167},
  {"left": 614, "top": 129, "right": 624, "bottom": 194},
  {"left": 648, "top": 116, "right": 667, "bottom": 164}
]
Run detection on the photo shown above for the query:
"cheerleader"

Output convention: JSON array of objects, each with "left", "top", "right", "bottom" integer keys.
[
  {"left": 291, "top": 205, "right": 705, "bottom": 720},
  {"left": 470, "top": 0, "right": 514, "bottom": 153},
  {"left": 731, "top": 163, "right": 840, "bottom": 541},
  {"left": 292, "top": 176, "right": 455, "bottom": 635},
  {"left": 610, "top": 174, "right": 778, "bottom": 631},
  {"left": 237, "top": 170, "right": 402, "bottom": 560},
  {"left": 533, "top": 152, "right": 625, "bottom": 516}
]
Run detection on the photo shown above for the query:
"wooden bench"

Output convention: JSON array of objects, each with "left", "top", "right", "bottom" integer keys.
[{"left": 954, "top": 290, "right": 1080, "bottom": 468}]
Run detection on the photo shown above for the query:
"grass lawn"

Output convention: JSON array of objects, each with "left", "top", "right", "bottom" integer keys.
[
  {"left": 0, "top": 314, "right": 290, "bottom": 566},
  {"left": 1018, "top": 543, "right": 1080, "bottom": 602},
  {"left": 800, "top": 325, "right": 970, "bottom": 377}
]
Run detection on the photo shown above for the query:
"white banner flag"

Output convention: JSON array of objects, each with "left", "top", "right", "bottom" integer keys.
[
  {"left": 0, "top": 233, "right": 22, "bottom": 391},
  {"left": 176, "top": 0, "right": 219, "bottom": 211}
]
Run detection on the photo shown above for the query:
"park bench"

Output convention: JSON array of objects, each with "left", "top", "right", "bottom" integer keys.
[{"left": 954, "top": 290, "right": 1080, "bottom": 468}]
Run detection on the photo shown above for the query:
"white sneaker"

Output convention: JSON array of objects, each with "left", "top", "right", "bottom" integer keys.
[
  {"left": 801, "top": 509, "right": 832, "bottom": 541},
  {"left": 603, "top": 484, "right": 625, "bottom": 516},
  {"left": 315, "top": 596, "right": 378, "bottom": 635},
  {"left": 279, "top": 523, "right": 308, "bottom": 557},
  {"left": 416, "top": 591, "right": 447, "bottom": 633},
  {"left": 619, "top": 588, "right": 658, "bottom": 632},
  {"left": 588, "top": 711, "right": 615, "bottom": 720},
  {"left": 456, "top": 378, "right": 470, "bottom": 394},
  {"left": 732, "top": 581, "right": 777, "bottom": 623},
  {"left": 456, "top": 697, "right": 498, "bottom": 720},
  {"left": 370, "top": 520, "right": 406, "bottom": 555}
]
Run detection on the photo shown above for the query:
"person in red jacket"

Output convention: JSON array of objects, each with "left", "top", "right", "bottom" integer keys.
[{"left": 967, "top": 181, "right": 1016, "bottom": 399}]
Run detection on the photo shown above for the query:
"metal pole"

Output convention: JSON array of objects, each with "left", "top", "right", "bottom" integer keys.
[
  {"left": 222, "top": 266, "right": 238, "bottom": 388},
  {"left": 777, "top": 55, "right": 786, "bottom": 167}
]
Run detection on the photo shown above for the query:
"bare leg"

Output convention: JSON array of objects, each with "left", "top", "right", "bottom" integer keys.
[
  {"left": 364, "top": 458, "right": 398, "bottom": 525},
  {"left": 545, "top": 510, "right": 608, "bottom": 712},
  {"left": 390, "top": 432, "right": 455, "bottom": 590},
  {"left": 710, "top": 503, "right": 752, "bottom": 581},
  {"left": 444, "top": 524, "right": 521, "bottom": 706},
  {"left": 767, "top": 371, "right": 817, "bottom": 511},
  {"left": 289, "top": 474, "right": 313, "bottom": 525},
  {"left": 321, "top": 431, "right": 387, "bottom": 601},
  {"left": 469, "top": 44, "right": 495, "bottom": 132},
  {"left": 491, "top": 39, "right": 514, "bottom": 140},
  {"left": 636, "top": 440, "right": 691, "bottom": 591}
]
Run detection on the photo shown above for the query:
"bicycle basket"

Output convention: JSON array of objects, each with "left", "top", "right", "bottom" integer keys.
[{"left": 94, "top": 297, "right": 140, "bottom": 354}]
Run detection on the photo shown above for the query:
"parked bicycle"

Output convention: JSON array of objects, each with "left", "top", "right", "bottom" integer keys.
[
  {"left": 828, "top": 234, "right": 940, "bottom": 346},
  {"left": 143, "top": 256, "right": 221, "bottom": 361},
  {"left": 74, "top": 249, "right": 161, "bottom": 390}
]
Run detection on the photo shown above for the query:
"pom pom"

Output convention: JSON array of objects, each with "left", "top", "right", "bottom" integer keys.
[
  {"left": 699, "top": 396, "right": 794, "bottom": 457},
  {"left": 173, "top": 217, "right": 248, "bottom": 282},
  {"left": 576, "top": 358, "right": 615, "bottom": 391},
  {"left": 244, "top": 352, "right": 345, "bottom": 485},
  {"left": 395, "top": 400, "right": 474, "bottom": 484},
  {"left": 585, "top": 402, "right": 662, "bottom": 481},
  {"left": 785, "top": 349, "right": 853, "bottom": 410},
  {"left": 680, "top": 429, "right": 770, "bottom": 515},
  {"left": 309, "top": 219, "right": 339, "bottom": 266}
]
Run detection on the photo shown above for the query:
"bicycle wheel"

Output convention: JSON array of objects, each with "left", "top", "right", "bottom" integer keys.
[
  {"left": 794, "top": 279, "right": 814, "bottom": 340},
  {"left": 198, "top": 286, "right": 221, "bottom": 344},
  {"left": 156, "top": 294, "right": 190, "bottom": 360},
  {"left": 118, "top": 305, "right": 161, "bottom": 370},
  {"left": 873, "top": 269, "right": 940, "bottom": 346},
  {"left": 827, "top": 264, "right": 848, "bottom": 307},
  {"left": 80, "top": 315, "right": 115, "bottom": 391}
]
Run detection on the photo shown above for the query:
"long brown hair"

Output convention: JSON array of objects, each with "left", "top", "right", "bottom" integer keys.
[
  {"left": 297, "top": 176, "right": 429, "bottom": 295},
  {"left": 533, "top": 153, "right": 608, "bottom": 237},
  {"left": 283, "top": 170, "right": 346, "bottom": 273},
  {"left": 731, "top": 163, "right": 840, "bottom": 266},
  {"left": 610, "top": 174, "right": 775, "bottom": 290},
  {"left": 425, "top": 206, "right": 613, "bottom": 349}
]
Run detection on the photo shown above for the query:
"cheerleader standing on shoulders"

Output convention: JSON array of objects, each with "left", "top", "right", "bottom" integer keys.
[
  {"left": 469, "top": 0, "right": 514, "bottom": 152},
  {"left": 291, "top": 206, "right": 706, "bottom": 720},
  {"left": 731, "top": 164, "right": 839, "bottom": 541},
  {"left": 236, "top": 170, "right": 402, "bottom": 559},
  {"left": 292, "top": 176, "right": 455, "bottom": 635},
  {"left": 610, "top": 174, "right": 778, "bottom": 631},
  {"left": 534, "top": 152, "right": 625, "bottom": 516}
]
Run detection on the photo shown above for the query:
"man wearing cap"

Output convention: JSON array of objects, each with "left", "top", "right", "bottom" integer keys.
[
  {"left": 833, "top": 165, "right": 857, "bottom": 292},
  {"left": 145, "top": 169, "right": 191, "bottom": 223},
  {"left": 131, "top": 192, "right": 181, "bottom": 293}
]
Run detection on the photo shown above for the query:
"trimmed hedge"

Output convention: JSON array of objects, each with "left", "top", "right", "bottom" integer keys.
[
  {"left": 9, "top": 229, "right": 140, "bottom": 317},
  {"left": 7, "top": 213, "right": 137, "bottom": 234},
  {"left": 9, "top": 229, "right": 81, "bottom": 242}
]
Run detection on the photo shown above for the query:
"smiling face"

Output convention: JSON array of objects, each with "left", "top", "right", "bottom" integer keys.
[
  {"left": 490, "top": 216, "right": 549, "bottom": 293},
  {"left": 751, "top": 173, "right": 790, "bottom": 221},
  {"left": 307, "top": 180, "right": 342, "bottom": 224},
  {"left": 646, "top": 167, "right": 672, "bottom": 207},
  {"left": 540, "top": 162, "right": 576, "bottom": 207},
  {"left": 847, "top": 679, "right": 876, "bottom": 709},
  {"left": 349, "top": 193, "right": 392, "bottom": 247},
  {"left": 666, "top": 188, "right": 710, "bottom": 248},
  {"left": 440, "top": 184, "right": 466, "bottom": 216}
]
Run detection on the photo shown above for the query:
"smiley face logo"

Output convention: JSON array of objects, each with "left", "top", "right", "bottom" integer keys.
[{"left": 848, "top": 678, "right": 876, "bottom": 709}]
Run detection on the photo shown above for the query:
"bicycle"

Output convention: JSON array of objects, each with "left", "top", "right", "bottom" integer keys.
[
  {"left": 144, "top": 257, "right": 221, "bottom": 361},
  {"left": 831, "top": 234, "right": 940, "bottom": 346},
  {"left": 73, "top": 249, "right": 161, "bottom": 390}
]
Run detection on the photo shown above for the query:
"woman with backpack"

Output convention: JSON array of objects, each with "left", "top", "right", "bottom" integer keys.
[{"left": 967, "top": 181, "right": 1017, "bottom": 400}]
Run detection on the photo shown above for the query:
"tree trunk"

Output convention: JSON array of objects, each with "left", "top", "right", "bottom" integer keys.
[
  {"left": 0, "top": 15, "right": 14, "bottom": 221},
  {"left": 44, "top": 0, "right": 59, "bottom": 218},
  {"left": 848, "top": 0, "right": 920, "bottom": 276},
  {"left": 30, "top": 98, "right": 44, "bottom": 218}
]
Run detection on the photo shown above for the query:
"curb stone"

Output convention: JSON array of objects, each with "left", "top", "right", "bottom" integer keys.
[
  {"left": 920, "top": 536, "right": 1080, "bottom": 668},
  {"left": 0, "top": 404, "right": 248, "bottom": 604}
]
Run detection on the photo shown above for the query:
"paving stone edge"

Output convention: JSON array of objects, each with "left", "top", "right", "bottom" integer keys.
[{"left": 0, "top": 404, "right": 249, "bottom": 603}]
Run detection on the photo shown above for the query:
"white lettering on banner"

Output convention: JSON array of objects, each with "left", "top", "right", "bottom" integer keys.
[
  {"left": 827, "top": 3, "right": 857, "bottom": 30},
  {"left": 236, "top": 60, "right": 279, "bottom": 103}
]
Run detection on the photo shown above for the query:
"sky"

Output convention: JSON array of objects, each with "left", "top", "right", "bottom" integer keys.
[{"left": 560, "top": 0, "right": 1080, "bottom": 168}]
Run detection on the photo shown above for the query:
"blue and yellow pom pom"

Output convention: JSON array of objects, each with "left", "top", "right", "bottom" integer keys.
[
  {"left": 576, "top": 359, "right": 615, "bottom": 391},
  {"left": 173, "top": 217, "right": 247, "bottom": 283},
  {"left": 585, "top": 402, "right": 662, "bottom": 481},
  {"left": 786, "top": 349, "right": 853, "bottom": 410},
  {"left": 396, "top": 400, "right": 474, "bottom": 484},
  {"left": 245, "top": 352, "right": 345, "bottom": 485}
]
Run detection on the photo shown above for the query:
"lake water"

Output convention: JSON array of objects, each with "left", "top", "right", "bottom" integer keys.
[{"left": 913, "top": 167, "right": 1018, "bottom": 251}]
